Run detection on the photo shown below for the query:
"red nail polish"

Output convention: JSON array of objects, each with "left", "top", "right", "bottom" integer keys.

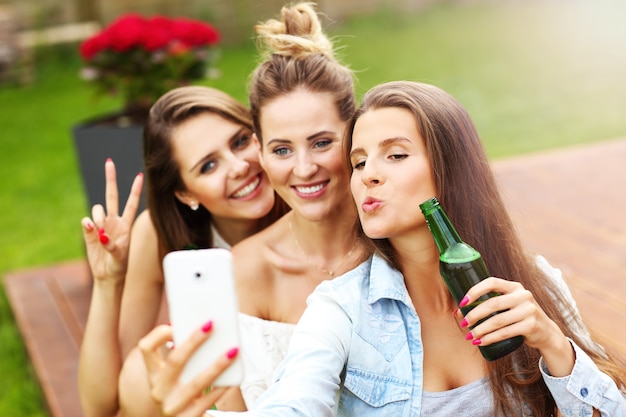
[
  {"left": 472, "top": 338, "right": 482, "bottom": 346},
  {"left": 98, "top": 230, "right": 109, "bottom": 244},
  {"left": 460, "top": 318, "right": 469, "bottom": 328},
  {"left": 201, "top": 320, "right": 213, "bottom": 333},
  {"left": 226, "top": 347, "right": 239, "bottom": 359},
  {"left": 459, "top": 296, "right": 470, "bottom": 308},
  {"left": 465, "top": 332, "right": 473, "bottom": 341}
]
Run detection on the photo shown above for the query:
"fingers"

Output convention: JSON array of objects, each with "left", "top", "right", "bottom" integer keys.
[
  {"left": 164, "top": 386, "right": 227, "bottom": 417},
  {"left": 458, "top": 278, "right": 541, "bottom": 347},
  {"left": 81, "top": 217, "right": 97, "bottom": 240},
  {"left": 142, "top": 322, "right": 214, "bottom": 413},
  {"left": 140, "top": 322, "right": 240, "bottom": 417},
  {"left": 104, "top": 158, "right": 120, "bottom": 217},
  {"left": 161, "top": 349, "right": 239, "bottom": 417},
  {"left": 139, "top": 324, "right": 174, "bottom": 377},
  {"left": 121, "top": 171, "right": 144, "bottom": 223}
]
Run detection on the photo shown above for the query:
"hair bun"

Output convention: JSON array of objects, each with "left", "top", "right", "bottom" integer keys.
[{"left": 255, "top": 2, "right": 334, "bottom": 60}]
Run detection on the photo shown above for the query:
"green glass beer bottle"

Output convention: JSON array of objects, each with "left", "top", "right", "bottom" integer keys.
[{"left": 419, "top": 197, "right": 523, "bottom": 361}]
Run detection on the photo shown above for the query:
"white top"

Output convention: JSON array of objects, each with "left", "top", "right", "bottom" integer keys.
[
  {"left": 211, "top": 224, "right": 231, "bottom": 250},
  {"left": 238, "top": 313, "right": 296, "bottom": 409}
]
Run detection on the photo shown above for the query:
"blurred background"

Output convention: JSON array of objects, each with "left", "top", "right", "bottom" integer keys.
[{"left": 1, "top": 0, "right": 626, "bottom": 415}]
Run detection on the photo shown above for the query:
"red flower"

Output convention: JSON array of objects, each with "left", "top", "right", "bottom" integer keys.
[
  {"left": 143, "top": 16, "right": 174, "bottom": 51},
  {"left": 80, "top": 32, "right": 107, "bottom": 59},
  {"left": 104, "top": 14, "right": 148, "bottom": 52},
  {"left": 78, "top": 13, "right": 221, "bottom": 110},
  {"left": 172, "top": 18, "right": 220, "bottom": 47}
]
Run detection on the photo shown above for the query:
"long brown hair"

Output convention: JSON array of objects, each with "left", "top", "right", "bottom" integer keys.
[
  {"left": 143, "top": 86, "right": 287, "bottom": 257},
  {"left": 344, "top": 81, "right": 626, "bottom": 416},
  {"left": 248, "top": 2, "right": 356, "bottom": 142}
]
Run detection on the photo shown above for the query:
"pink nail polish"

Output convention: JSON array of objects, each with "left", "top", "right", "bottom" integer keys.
[
  {"left": 226, "top": 347, "right": 239, "bottom": 359},
  {"left": 459, "top": 296, "right": 470, "bottom": 308},
  {"left": 201, "top": 320, "right": 213, "bottom": 333},
  {"left": 472, "top": 338, "right": 482, "bottom": 346},
  {"left": 465, "top": 332, "right": 473, "bottom": 341},
  {"left": 460, "top": 318, "right": 469, "bottom": 328},
  {"left": 106, "top": 157, "right": 112, "bottom": 163},
  {"left": 84, "top": 220, "right": 94, "bottom": 231}
]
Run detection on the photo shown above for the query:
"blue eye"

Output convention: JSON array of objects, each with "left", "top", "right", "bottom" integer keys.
[
  {"left": 314, "top": 139, "right": 332, "bottom": 149},
  {"left": 200, "top": 160, "right": 217, "bottom": 174},
  {"left": 272, "top": 146, "right": 291, "bottom": 157}
]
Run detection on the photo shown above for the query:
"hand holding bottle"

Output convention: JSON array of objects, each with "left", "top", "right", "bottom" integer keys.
[{"left": 456, "top": 276, "right": 576, "bottom": 377}]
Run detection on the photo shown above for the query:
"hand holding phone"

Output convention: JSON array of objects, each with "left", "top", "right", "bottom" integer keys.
[{"left": 162, "top": 248, "right": 243, "bottom": 386}]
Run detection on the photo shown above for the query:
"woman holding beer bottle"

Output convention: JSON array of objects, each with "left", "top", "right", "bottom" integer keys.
[{"left": 140, "top": 81, "right": 626, "bottom": 416}]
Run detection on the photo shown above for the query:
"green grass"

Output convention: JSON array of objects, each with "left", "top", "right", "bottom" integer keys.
[{"left": 1, "top": 1, "right": 625, "bottom": 415}]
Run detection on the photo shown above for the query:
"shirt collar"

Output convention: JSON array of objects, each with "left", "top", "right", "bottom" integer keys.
[{"left": 367, "top": 253, "right": 413, "bottom": 308}]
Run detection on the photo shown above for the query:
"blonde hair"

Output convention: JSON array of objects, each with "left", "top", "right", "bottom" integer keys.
[
  {"left": 255, "top": 2, "right": 334, "bottom": 60},
  {"left": 248, "top": 2, "right": 355, "bottom": 142}
]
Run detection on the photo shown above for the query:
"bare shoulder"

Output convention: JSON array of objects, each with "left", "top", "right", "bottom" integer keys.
[
  {"left": 132, "top": 209, "right": 157, "bottom": 238},
  {"left": 127, "top": 209, "right": 161, "bottom": 284}
]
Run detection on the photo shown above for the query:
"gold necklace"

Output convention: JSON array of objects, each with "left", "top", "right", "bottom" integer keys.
[{"left": 288, "top": 219, "right": 355, "bottom": 277}]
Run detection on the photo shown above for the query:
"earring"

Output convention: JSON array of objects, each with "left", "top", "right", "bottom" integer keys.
[{"left": 190, "top": 201, "right": 199, "bottom": 211}]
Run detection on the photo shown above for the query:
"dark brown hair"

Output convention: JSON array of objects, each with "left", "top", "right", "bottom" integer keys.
[
  {"left": 344, "top": 80, "right": 626, "bottom": 416},
  {"left": 248, "top": 2, "right": 356, "bottom": 141},
  {"left": 143, "top": 86, "right": 286, "bottom": 256}
]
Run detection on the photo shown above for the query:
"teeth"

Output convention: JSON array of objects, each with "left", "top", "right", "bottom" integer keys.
[
  {"left": 295, "top": 184, "right": 324, "bottom": 194},
  {"left": 233, "top": 176, "right": 260, "bottom": 198}
]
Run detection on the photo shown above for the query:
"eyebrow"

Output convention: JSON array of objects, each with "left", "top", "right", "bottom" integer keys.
[
  {"left": 350, "top": 136, "right": 411, "bottom": 158},
  {"left": 189, "top": 127, "right": 247, "bottom": 172},
  {"left": 265, "top": 130, "right": 337, "bottom": 147}
]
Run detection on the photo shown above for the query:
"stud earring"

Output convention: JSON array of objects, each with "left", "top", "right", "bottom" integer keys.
[{"left": 190, "top": 201, "right": 199, "bottom": 211}]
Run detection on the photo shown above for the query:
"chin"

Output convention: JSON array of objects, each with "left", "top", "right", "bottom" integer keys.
[{"left": 361, "top": 226, "right": 387, "bottom": 240}]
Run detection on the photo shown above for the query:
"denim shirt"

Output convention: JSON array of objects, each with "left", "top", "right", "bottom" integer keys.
[{"left": 210, "top": 254, "right": 625, "bottom": 417}]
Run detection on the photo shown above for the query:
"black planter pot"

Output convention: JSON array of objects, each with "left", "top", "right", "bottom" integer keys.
[{"left": 73, "top": 112, "right": 147, "bottom": 215}]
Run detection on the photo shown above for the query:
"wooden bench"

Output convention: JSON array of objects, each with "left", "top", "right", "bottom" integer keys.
[{"left": 4, "top": 137, "right": 626, "bottom": 417}]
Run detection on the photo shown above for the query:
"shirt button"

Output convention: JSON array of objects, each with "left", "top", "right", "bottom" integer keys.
[{"left": 580, "top": 388, "right": 589, "bottom": 397}]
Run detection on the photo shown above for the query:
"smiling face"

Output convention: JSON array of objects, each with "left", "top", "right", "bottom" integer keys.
[
  {"left": 349, "top": 107, "right": 437, "bottom": 240},
  {"left": 172, "top": 112, "right": 275, "bottom": 221},
  {"left": 258, "top": 88, "right": 351, "bottom": 221}
]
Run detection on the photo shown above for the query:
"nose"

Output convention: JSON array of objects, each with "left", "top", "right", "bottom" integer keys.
[
  {"left": 293, "top": 152, "right": 318, "bottom": 179},
  {"left": 227, "top": 155, "right": 250, "bottom": 179},
  {"left": 361, "top": 160, "right": 381, "bottom": 186}
]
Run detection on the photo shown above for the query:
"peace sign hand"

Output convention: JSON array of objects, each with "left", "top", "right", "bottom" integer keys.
[{"left": 81, "top": 158, "right": 143, "bottom": 283}]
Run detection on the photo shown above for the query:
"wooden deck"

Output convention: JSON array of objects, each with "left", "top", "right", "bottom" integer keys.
[{"left": 4, "top": 137, "right": 626, "bottom": 417}]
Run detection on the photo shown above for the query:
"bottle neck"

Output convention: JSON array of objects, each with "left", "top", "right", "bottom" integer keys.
[{"left": 419, "top": 198, "right": 463, "bottom": 255}]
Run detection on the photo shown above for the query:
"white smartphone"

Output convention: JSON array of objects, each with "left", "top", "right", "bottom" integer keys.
[{"left": 162, "top": 248, "right": 243, "bottom": 386}]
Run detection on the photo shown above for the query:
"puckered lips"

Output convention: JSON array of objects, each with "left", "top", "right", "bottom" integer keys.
[
  {"left": 230, "top": 173, "right": 263, "bottom": 200},
  {"left": 361, "top": 196, "right": 382, "bottom": 214},
  {"left": 292, "top": 180, "right": 329, "bottom": 199}
]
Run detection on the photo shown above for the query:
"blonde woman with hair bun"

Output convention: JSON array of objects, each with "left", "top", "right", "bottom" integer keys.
[{"left": 138, "top": 1, "right": 369, "bottom": 415}]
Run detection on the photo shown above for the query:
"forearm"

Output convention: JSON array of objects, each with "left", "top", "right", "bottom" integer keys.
[{"left": 78, "top": 280, "right": 124, "bottom": 417}]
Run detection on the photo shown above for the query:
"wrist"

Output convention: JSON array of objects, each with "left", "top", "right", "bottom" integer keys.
[
  {"left": 92, "top": 274, "right": 125, "bottom": 288},
  {"left": 540, "top": 335, "right": 575, "bottom": 377}
]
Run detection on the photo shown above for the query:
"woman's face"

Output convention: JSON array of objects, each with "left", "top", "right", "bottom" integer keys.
[
  {"left": 349, "top": 107, "right": 437, "bottom": 239},
  {"left": 258, "top": 89, "right": 351, "bottom": 222},
  {"left": 172, "top": 112, "right": 275, "bottom": 221}
]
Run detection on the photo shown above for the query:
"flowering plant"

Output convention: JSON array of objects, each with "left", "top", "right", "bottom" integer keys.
[{"left": 79, "top": 14, "right": 220, "bottom": 118}]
